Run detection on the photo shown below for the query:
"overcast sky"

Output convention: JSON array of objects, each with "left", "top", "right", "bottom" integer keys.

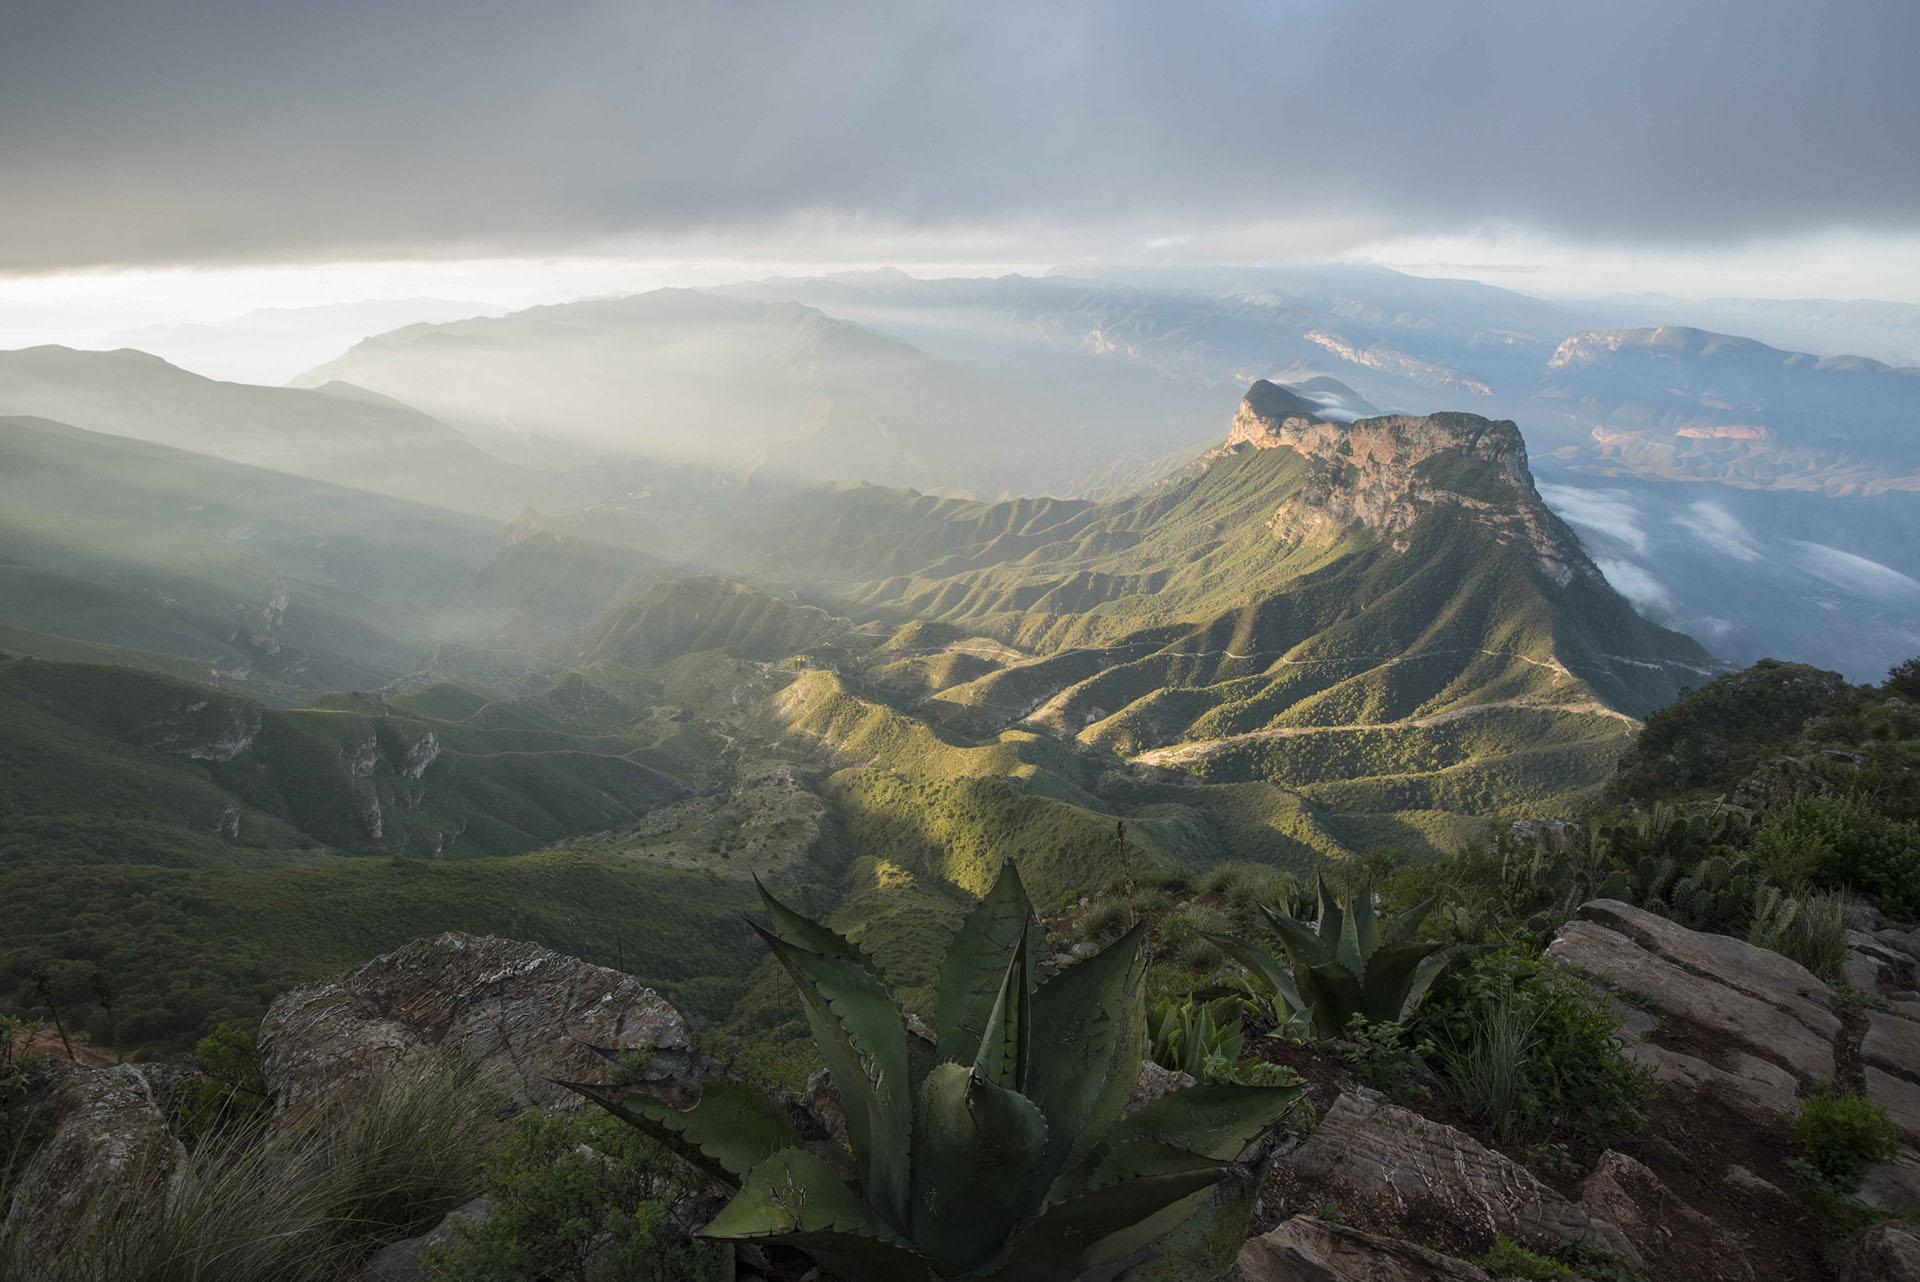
[{"left": 5, "top": 0, "right": 1920, "bottom": 310}]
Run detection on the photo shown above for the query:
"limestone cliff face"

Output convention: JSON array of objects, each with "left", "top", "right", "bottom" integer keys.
[{"left": 1222, "top": 379, "right": 1600, "bottom": 586}]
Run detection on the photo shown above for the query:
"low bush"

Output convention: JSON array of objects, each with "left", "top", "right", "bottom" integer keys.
[
  {"left": 1762, "top": 796, "right": 1920, "bottom": 919},
  {"left": 1793, "top": 1089, "right": 1899, "bottom": 1187},
  {"left": 1480, "top": 1236, "right": 1572, "bottom": 1280},
  {"left": 422, "top": 1111, "right": 723, "bottom": 1282},
  {"left": 1420, "top": 948, "right": 1649, "bottom": 1143},
  {"left": 1328, "top": 1016, "right": 1430, "bottom": 1098}
]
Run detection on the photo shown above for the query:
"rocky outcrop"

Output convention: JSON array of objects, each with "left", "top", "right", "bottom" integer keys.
[
  {"left": 357, "top": 1195, "right": 498, "bottom": 1282},
  {"left": 1281, "top": 1091, "right": 1640, "bottom": 1267},
  {"left": 0, "top": 1059, "right": 184, "bottom": 1261},
  {"left": 1237, "top": 1215, "right": 1494, "bottom": 1282},
  {"left": 1548, "top": 900, "right": 1837, "bottom": 1096},
  {"left": 1578, "top": 1151, "right": 1752, "bottom": 1282},
  {"left": 1550, "top": 897, "right": 1920, "bottom": 1151},
  {"left": 1222, "top": 382, "right": 1599, "bottom": 585},
  {"left": 259, "top": 933, "right": 688, "bottom": 1117},
  {"left": 1845, "top": 1222, "right": 1920, "bottom": 1282}
]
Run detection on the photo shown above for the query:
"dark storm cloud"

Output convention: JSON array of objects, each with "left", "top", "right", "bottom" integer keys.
[{"left": 4, "top": 0, "right": 1917, "bottom": 271}]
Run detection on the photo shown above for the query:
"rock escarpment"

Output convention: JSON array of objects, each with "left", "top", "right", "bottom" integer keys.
[{"left": 1223, "top": 380, "right": 1600, "bottom": 585}]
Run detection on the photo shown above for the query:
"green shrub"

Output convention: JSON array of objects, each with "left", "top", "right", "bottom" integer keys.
[
  {"left": 1794, "top": 1089, "right": 1899, "bottom": 1186},
  {"left": 423, "top": 1111, "right": 722, "bottom": 1282},
  {"left": 1327, "top": 1017, "right": 1430, "bottom": 1098},
  {"left": 1420, "top": 948, "right": 1650, "bottom": 1143},
  {"left": 1763, "top": 796, "right": 1920, "bottom": 918},
  {"left": 1480, "top": 1236, "right": 1572, "bottom": 1280}
]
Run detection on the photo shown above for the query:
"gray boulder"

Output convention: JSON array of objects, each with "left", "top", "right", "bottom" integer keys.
[
  {"left": 1281, "top": 1092, "right": 1640, "bottom": 1267},
  {"left": 1577, "top": 1151, "right": 1752, "bottom": 1282},
  {"left": 259, "top": 933, "right": 688, "bottom": 1117},
  {"left": 0, "top": 1059, "right": 185, "bottom": 1262},
  {"left": 356, "top": 1195, "right": 498, "bottom": 1281},
  {"left": 1547, "top": 901, "right": 1838, "bottom": 1099},
  {"left": 1862, "top": 1008, "right": 1920, "bottom": 1144},
  {"left": 1844, "top": 1222, "right": 1920, "bottom": 1282},
  {"left": 1237, "top": 1215, "right": 1494, "bottom": 1282}
]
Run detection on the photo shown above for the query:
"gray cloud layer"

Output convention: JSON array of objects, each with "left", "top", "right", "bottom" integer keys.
[{"left": 6, "top": 0, "right": 1918, "bottom": 271}]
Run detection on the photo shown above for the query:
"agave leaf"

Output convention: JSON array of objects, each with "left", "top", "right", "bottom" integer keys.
[
  {"left": 1054, "top": 1081, "right": 1301, "bottom": 1196},
  {"left": 1314, "top": 876, "right": 1344, "bottom": 947},
  {"left": 997, "top": 1143, "right": 1227, "bottom": 1281},
  {"left": 973, "top": 930, "right": 1032, "bottom": 1093},
  {"left": 1381, "top": 894, "right": 1437, "bottom": 946},
  {"left": 1261, "top": 904, "right": 1335, "bottom": 973},
  {"left": 561, "top": 1075, "right": 804, "bottom": 1186},
  {"left": 755, "top": 877, "right": 885, "bottom": 981},
  {"left": 702, "top": 1148, "right": 929, "bottom": 1280},
  {"left": 755, "top": 924, "right": 913, "bottom": 1232},
  {"left": 1293, "top": 955, "right": 1364, "bottom": 1039},
  {"left": 1026, "top": 921, "right": 1148, "bottom": 1187},
  {"left": 910, "top": 1063, "right": 1051, "bottom": 1276},
  {"left": 936, "top": 863, "right": 1043, "bottom": 1066},
  {"left": 1098, "top": 1082, "right": 1300, "bottom": 1163},
  {"left": 1391, "top": 943, "right": 1479, "bottom": 1022},
  {"left": 1356, "top": 938, "right": 1451, "bottom": 1024},
  {"left": 1202, "top": 932, "right": 1303, "bottom": 1013},
  {"left": 1339, "top": 878, "right": 1380, "bottom": 974}
]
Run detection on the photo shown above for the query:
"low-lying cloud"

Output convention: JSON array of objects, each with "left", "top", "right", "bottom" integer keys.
[{"left": 2, "top": 1, "right": 1916, "bottom": 272}]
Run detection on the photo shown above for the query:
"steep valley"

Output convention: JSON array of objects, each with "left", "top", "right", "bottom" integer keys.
[{"left": 0, "top": 383, "right": 1728, "bottom": 1055}]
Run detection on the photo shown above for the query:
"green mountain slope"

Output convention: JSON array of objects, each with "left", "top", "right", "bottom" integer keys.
[
  {"left": 716, "top": 385, "right": 1720, "bottom": 798},
  {"left": 0, "top": 346, "right": 533, "bottom": 513}
]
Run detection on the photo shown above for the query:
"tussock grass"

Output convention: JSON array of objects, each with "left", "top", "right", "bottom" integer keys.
[
  {"left": 1748, "top": 888, "right": 1853, "bottom": 981},
  {"left": 1431, "top": 990, "right": 1540, "bottom": 1142},
  {"left": 1, "top": 1064, "right": 495, "bottom": 1282}
]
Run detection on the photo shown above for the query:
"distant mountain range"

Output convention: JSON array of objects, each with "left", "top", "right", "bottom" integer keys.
[
  {"left": 295, "top": 290, "right": 1082, "bottom": 498},
  {"left": 0, "top": 345, "right": 527, "bottom": 514},
  {"left": 1536, "top": 324, "right": 1920, "bottom": 492}
]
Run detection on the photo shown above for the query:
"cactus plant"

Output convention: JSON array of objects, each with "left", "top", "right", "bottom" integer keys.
[
  {"left": 1205, "top": 877, "right": 1476, "bottom": 1042},
  {"left": 566, "top": 864, "right": 1300, "bottom": 1281}
]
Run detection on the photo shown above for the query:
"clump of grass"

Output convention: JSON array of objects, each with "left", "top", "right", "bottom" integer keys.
[
  {"left": 1, "top": 1062, "right": 496, "bottom": 1282},
  {"left": 1145, "top": 868, "right": 1196, "bottom": 897},
  {"left": 1200, "top": 864, "right": 1251, "bottom": 898},
  {"left": 1747, "top": 887, "right": 1853, "bottom": 981},
  {"left": 1081, "top": 897, "right": 1134, "bottom": 943},
  {"left": 1160, "top": 904, "right": 1232, "bottom": 972},
  {"left": 1430, "top": 988, "right": 1540, "bottom": 1141}
]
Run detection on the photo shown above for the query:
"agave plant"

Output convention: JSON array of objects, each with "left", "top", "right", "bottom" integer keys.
[
  {"left": 1145, "top": 996, "right": 1245, "bottom": 1081},
  {"left": 567, "top": 865, "right": 1300, "bottom": 1281},
  {"left": 1204, "top": 877, "right": 1475, "bottom": 1042}
]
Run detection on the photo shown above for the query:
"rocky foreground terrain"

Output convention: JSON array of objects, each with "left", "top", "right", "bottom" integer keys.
[{"left": 6, "top": 896, "right": 1917, "bottom": 1282}]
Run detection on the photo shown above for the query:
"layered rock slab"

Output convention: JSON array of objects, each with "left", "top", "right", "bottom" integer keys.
[
  {"left": 1281, "top": 1091, "right": 1639, "bottom": 1267},
  {"left": 259, "top": 932, "right": 688, "bottom": 1116},
  {"left": 1547, "top": 900, "right": 1837, "bottom": 1094},
  {"left": 1237, "top": 1214, "right": 1495, "bottom": 1282}
]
